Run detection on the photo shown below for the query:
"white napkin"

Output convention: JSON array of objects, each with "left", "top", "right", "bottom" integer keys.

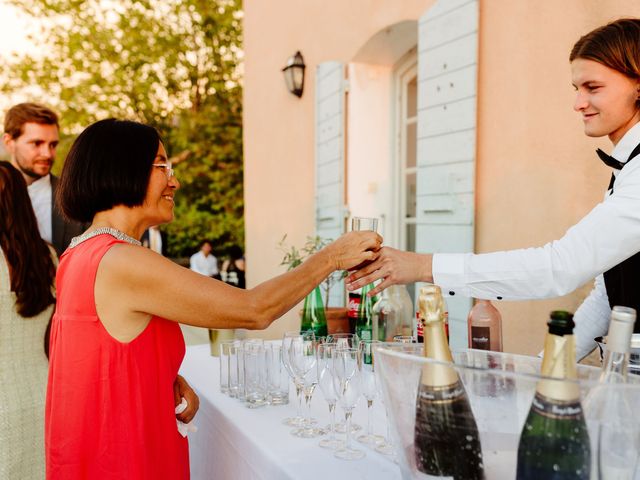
[{"left": 175, "top": 397, "right": 198, "bottom": 437}]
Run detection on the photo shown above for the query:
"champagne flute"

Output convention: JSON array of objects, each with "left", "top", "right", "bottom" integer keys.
[
  {"left": 372, "top": 342, "right": 395, "bottom": 457},
  {"left": 357, "top": 340, "right": 385, "bottom": 445},
  {"left": 281, "top": 331, "right": 305, "bottom": 427},
  {"left": 317, "top": 343, "right": 344, "bottom": 450},
  {"left": 332, "top": 347, "right": 365, "bottom": 460},
  {"left": 327, "top": 333, "right": 362, "bottom": 434},
  {"left": 288, "top": 331, "right": 322, "bottom": 438}
]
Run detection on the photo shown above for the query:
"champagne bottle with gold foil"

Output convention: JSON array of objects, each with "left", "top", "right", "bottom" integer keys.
[
  {"left": 516, "top": 311, "right": 590, "bottom": 479},
  {"left": 414, "top": 285, "right": 485, "bottom": 479}
]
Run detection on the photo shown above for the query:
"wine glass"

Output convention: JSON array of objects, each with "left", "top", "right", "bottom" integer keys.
[
  {"left": 332, "top": 347, "right": 365, "bottom": 460},
  {"left": 317, "top": 343, "right": 344, "bottom": 450},
  {"left": 281, "top": 331, "right": 305, "bottom": 427},
  {"left": 326, "top": 333, "right": 362, "bottom": 434},
  {"left": 288, "top": 331, "right": 323, "bottom": 438},
  {"left": 327, "top": 333, "right": 359, "bottom": 350},
  {"left": 357, "top": 340, "right": 385, "bottom": 446},
  {"left": 372, "top": 342, "right": 395, "bottom": 457}
]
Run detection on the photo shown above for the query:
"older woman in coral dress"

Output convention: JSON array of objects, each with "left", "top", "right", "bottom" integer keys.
[{"left": 45, "top": 118, "right": 381, "bottom": 479}]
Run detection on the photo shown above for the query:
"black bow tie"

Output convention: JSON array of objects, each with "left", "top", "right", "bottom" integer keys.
[{"left": 596, "top": 148, "right": 625, "bottom": 170}]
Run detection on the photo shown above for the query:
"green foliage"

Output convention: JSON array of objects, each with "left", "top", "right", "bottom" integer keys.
[
  {"left": 278, "top": 234, "right": 345, "bottom": 308},
  {"left": 2, "top": 0, "right": 244, "bottom": 257}
]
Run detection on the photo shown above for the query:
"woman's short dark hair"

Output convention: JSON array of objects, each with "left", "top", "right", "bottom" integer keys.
[{"left": 58, "top": 119, "right": 161, "bottom": 223}]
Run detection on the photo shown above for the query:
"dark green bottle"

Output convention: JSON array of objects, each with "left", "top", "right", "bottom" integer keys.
[
  {"left": 353, "top": 282, "right": 377, "bottom": 341},
  {"left": 300, "top": 285, "right": 327, "bottom": 337},
  {"left": 516, "top": 311, "right": 590, "bottom": 479},
  {"left": 414, "top": 285, "right": 485, "bottom": 480}
]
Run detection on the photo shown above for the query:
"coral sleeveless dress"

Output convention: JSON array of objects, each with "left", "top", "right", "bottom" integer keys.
[{"left": 45, "top": 234, "right": 189, "bottom": 479}]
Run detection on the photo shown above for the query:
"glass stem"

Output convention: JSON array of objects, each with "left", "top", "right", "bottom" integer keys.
[
  {"left": 295, "top": 382, "right": 303, "bottom": 418},
  {"left": 304, "top": 389, "right": 312, "bottom": 428},
  {"left": 366, "top": 399, "right": 373, "bottom": 436},
  {"left": 345, "top": 410, "right": 353, "bottom": 450},
  {"left": 328, "top": 403, "right": 336, "bottom": 440},
  {"left": 385, "top": 412, "right": 391, "bottom": 443}
]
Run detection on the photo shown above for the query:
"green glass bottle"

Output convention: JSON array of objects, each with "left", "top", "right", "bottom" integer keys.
[
  {"left": 300, "top": 285, "right": 327, "bottom": 337},
  {"left": 414, "top": 285, "right": 485, "bottom": 480},
  {"left": 354, "top": 282, "right": 377, "bottom": 342},
  {"left": 516, "top": 311, "right": 590, "bottom": 480}
]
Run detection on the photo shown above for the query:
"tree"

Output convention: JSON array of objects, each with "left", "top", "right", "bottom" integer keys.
[{"left": 2, "top": 0, "right": 244, "bottom": 257}]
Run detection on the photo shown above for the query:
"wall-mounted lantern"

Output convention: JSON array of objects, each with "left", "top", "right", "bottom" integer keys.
[{"left": 282, "top": 51, "right": 306, "bottom": 98}]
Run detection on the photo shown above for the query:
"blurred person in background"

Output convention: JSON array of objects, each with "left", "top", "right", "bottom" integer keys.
[
  {"left": 141, "top": 225, "right": 167, "bottom": 256},
  {"left": 189, "top": 239, "right": 219, "bottom": 279},
  {"left": 2, "top": 103, "right": 84, "bottom": 256},
  {"left": 0, "top": 161, "right": 57, "bottom": 479},
  {"left": 221, "top": 244, "right": 245, "bottom": 289},
  {"left": 46, "top": 118, "right": 381, "bottom": 478}
]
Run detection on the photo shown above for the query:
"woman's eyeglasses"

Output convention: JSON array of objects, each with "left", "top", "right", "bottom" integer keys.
[{"left": 152, "top": 161, "right": 174, "bottom": 179}]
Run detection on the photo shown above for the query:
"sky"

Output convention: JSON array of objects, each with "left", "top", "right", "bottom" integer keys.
[{"left": 0, "top": 2, "right": 33, "bottom": 56}]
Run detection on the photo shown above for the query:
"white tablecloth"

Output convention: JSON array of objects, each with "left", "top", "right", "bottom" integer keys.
[{"left": 180, "top": 344, "right": 402, "bottom": 480}]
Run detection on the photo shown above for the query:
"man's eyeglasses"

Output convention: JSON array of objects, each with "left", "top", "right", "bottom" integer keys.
[{"left": 152, "top": 161, "right": 174, "bottom": 179}]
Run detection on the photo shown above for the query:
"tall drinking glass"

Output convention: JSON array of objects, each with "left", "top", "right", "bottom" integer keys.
[
  {"left": 351, "top": 217, "right": 378, "bottom": 232},
  {"left": 282, "top": 331, "right": 305, "bottom": 426},
  {"left": 332, "top": 347, "right": 365, "bottom": 460},
  {"left": 288, "top": 332, "right": 322, "bottom": 438},
  {"left": 219, "top": 340, "right": 238, "bottom": 395},
  {"left": 357, "top": 340, "right": 384, "bottom": 445},
  {"left": 265, "top": 342, "right": 289, "bottom": 405},
  {"left": 317, "top": 343, "right": 344, "bottom": 450}
]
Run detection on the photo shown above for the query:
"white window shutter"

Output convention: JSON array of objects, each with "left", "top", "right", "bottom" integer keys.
[
  {"left": 416, "top": 0, "right": 478, "bottom": 348},
  {"left": 315, "top": 61, "right": 347, "bottom": 307}
]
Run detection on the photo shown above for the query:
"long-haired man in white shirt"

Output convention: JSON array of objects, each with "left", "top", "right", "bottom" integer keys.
[{"left": 348, "top": 19, "right": 640, "bottom": 360}]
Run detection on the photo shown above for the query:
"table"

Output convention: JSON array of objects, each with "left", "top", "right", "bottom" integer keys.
[{"left": 179, "top": 344, "right": 402, "bottom": 480}]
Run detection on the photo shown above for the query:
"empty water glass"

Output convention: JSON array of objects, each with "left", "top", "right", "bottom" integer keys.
[
  {"left": 351, "top": 217, "right": 378, "bottom": 232},
  {"left": 228, "top": 342, "right": 243, "bottom": 399},
  {"left": 265, "top": 342, "right": 289, "bottom": 405},
  {"left": 219, "top": 340, "right": 238, "bottom": 395},
  {"left": 244, "top": 342, "right": 267, "bottom": 408}
]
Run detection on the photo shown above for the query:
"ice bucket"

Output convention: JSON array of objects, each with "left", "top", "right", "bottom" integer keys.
[{"left": 375, "top": 346, "right": 640, "bottom": 480}]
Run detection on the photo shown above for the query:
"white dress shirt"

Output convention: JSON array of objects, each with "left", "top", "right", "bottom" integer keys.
[
  {"left": 27, "top": 174, "right": 52, "bottom": 244},
  {"left": 433, "top": 121, "right": 640, "bottom": 360},
  {"left": 190, "top": 251, "right": 219, "bottom": 277}
]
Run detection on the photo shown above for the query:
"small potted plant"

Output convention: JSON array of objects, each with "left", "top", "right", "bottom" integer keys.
[{"left": 278, "top": 235, "right": 350, "bottom": 334}]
